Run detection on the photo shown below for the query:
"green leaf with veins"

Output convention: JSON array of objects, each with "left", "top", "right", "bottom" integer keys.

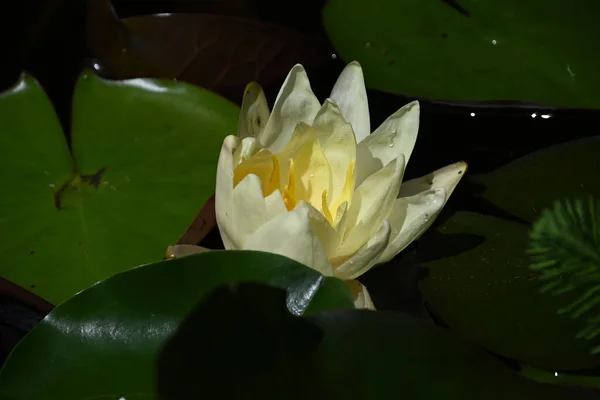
[{"left": 0, "top": 71, "right": 239, "bottom": 304}]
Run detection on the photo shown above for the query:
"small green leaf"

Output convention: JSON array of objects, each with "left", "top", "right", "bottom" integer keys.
[
  {"left": 0, "top": 71, "right": 239, "bottom": 304},
  {"left": 323, "top": 0, "right": 600, "bottom": 108},
  {"left": 419, "top": 211, "right": 600, "bottom": 370}
]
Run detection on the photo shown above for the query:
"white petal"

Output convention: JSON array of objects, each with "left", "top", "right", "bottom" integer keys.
[
  {"left": 233, "top": 174, "right": 267, "bottom": 246},
  {"left": 335, "top": 221, "right": 390, "bottom": 280},
  {"left": 215, "top": 135, "right": 241, "bottom": 249},
  {"left": 378, "top": 188, "right": 446, "bottom": 263},
  {"left": 399, "top": 161, "right": 467, "bottom": 201},
  {"left": 165, "top": 245, "right": 209, "bottom": 259},
  {"left": 312, "top": 99, "right": 350, "bottom": 144},
  {"left": 323, "top": 118, "right": 356, "bottom": 208},
  {"left": 334, "top": 155, "right": 405, "bottom": 262},
  {"left": 354, "top": 283, "right": 376, "bottom": 310},
  {"left": 264, "top": 189, "right": 287, "bottom": 221},
  {"left": 260, "top": 64, "right": 320, "bottom": 153},
  {"left": 238, "top": 82, "right": 270, "bottom": 139},
  {"left": 355, "top": 101, "right": 420, "bottom": 186},
  {"left": 302, "top": 201, "right": 343, "bottom": 260},
  {"left": 330, "top": 61, "right": 370, "bottom": 143},
  {"left": 232, "top": 136, "right": 260, "bottom": 167},
  {"left": 243, "top": 205, "right": 334, "bottom": 276}
]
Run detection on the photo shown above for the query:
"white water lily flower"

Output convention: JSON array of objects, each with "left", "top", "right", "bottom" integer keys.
[{"left": 168, "top": 62, "right": 466, "bottom": 309}]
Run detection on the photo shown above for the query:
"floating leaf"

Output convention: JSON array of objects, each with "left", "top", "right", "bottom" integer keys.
[
  {"left": 322, "top": 0, "right": 600, "bottom": 108},
  {"left": 419, "top": 211, "right": 600, "bottom": 370},
  {"left": 1, "top": 253, "right": 596, "bottom": 399},
  {"left": 472, "top": 136, "right": 600, "bottom": 223},
  {"left": 0, "top": 71, "right": 238, "bottom": 304}
]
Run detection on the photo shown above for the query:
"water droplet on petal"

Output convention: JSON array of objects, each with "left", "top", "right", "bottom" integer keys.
[
  {"left": 387, "top": 138, "right": 394, "bottom": 147},
  {"left": 309, "top": 173, "right": 315, "bottom": 178}
]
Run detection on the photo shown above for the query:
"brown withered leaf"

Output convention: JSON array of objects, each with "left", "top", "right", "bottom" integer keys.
[
  {"left": 176, "top": 195, "right": 216, "bottom": 246},
  {"left": 0, "top": 277, "right": 55, "bottom": 312},
  {"left": 86, "top": 0, "right": 334, "bottom": 103}
]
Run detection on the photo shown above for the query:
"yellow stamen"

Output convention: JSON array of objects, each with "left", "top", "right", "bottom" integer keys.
[
  {"left": 283, "top": 159, "right": 297, "bottom": 211},
  {"left": 331, "top": 160, "right": 356, "bottom": 212},
  {"left": 263, "top": 155, "right": 280, "bottom": 196},
  {"left": 321, "top": 189, "right": 334, "bottom": 225}
]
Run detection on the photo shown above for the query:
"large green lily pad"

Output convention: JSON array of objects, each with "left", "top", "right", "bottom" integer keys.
[
  {"left": 323, "top": 0, "right": 600, "bottom": 108},
  {"left": 0, "top": 250, "right": 356, "bottom": 399},
  {"left": 1, "top": 251, "right": 597, "bottom": 399},
  {"left": 419, "top": 211, "right": 600, "bottom": 370},
  {"left": 472, "top": 136, "right": 600, "bottom": 223},
  {"left": 0, "top": 71, "right": 238, "bottom": 304}
]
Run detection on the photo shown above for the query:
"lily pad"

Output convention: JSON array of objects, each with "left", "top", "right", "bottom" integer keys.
[
  {"left": 418, "top": 211, "right": 600, "bottom": 370},
  {"left": 472, "top": 136, "right": 600, "bottom": 223},
  {"left": 322, "top": 0, "right": 600, "bottom": 108},
  {"left": 0, "top": 250, "right": 355, "bottom": 399},
  {"left": 0, "top": 71, "right": 238, "bottom": 304},
  {"left": 1, "top": 254, "right": 597, "bottom": 399}
]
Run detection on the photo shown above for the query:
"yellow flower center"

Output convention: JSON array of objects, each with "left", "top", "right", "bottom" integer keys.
[{"left": 233, "top": 123, "right": 357, "bottom": 226}]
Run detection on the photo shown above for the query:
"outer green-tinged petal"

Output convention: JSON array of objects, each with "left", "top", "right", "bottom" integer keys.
[
  {"left": 335, "top": 221, "right": 390, "bottom": 280},
  {"left": 215, "top": 135, "right": 241, "bottom": 249},
  {"left": 354, "top": 282, "right": 376, "bottom": 310},
  {"left": 399, "top": 161, "right": 467, "bottom": 201},
  {"left": 260, "top": 65, "right": 320, "bottom": 153},
  {"left": 232, "top": 136, "right": 260, "bottom": 166},
  {"left": 232, "top": 174, "right": 267, "bottom": 246},
  {"left": 334, "top": 155, "right": 405, "bottom": 262},
  {"left": 378, "top": 189, "right": 446, "bottom": 263},
  {"left": 243, "top": 204, "right": 334, "bottom": 276},
  {"left": 165, "top": 244, "right": 209, "bottom": 259},
  {"left": 238, "top": 82, "right": 270, "bottom": 139},
  {"left": 330, "top": 61, "right": 371, "bottom": 143},
  {"left": 355, "top": 101, "right": 420, "bottom": 185}
]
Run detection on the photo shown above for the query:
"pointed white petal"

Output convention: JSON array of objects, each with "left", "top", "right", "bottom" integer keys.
[
  {"left": 347, "top": 280, "right": 376, "bottom": 310},
  {"left": 334, "top": 155, "right": 405, "bottom": 262},
  {"left": 243, "top": 204, "right": 334, "bottom": 277},
  {"left": 312, "top": 99, "right": 349, "bottom": 143},
  {"left": 260, "top": 64, "right": 320, "bottom": 153},
  {"left": 232, "top": 136, "right": 260, "bottom": 167},
  {"left": 215, "top": 135, "right": 241, "bottom": 249},
  {"left": 238, "top": 82, "right": 270, "bottom": 139},
  {"left": 355, "top": 101, "right": 420, "bottom": 186},
  {"left": 399, "top": 161, "right": 467, "bottom": 200},
  {"left": 264, "top": 189, "right": 287, "bottom": 221},
  {"left": 335, "top": 221, "right": 391, "bottom": 280},
  {"left": 232, "top": 174, "right": 267, "bottom": 246},
  {"left": 330, "top": 61, "right": 370, "bottom": 143},
  {"left": 378, "top": 188, "right": 446, "bottom": 263}
]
